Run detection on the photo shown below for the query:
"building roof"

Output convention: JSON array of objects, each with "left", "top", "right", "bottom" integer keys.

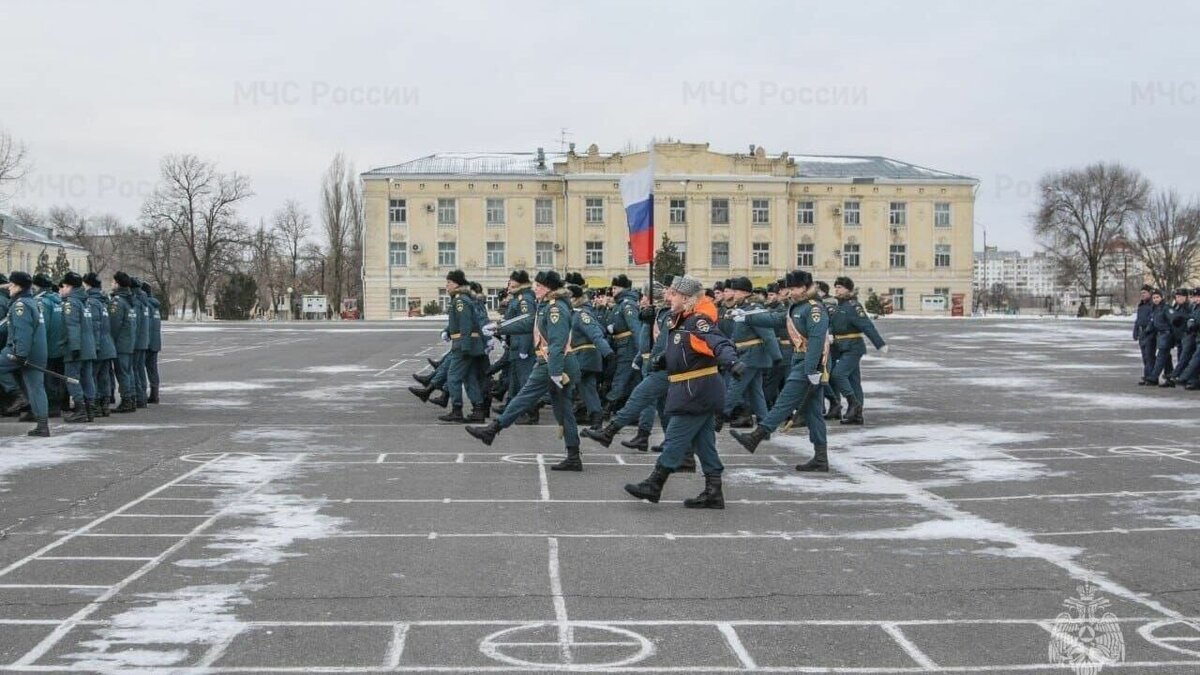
[
  {"left": 365, "top": 149, "right": 977, "bottom": 183},
  {"left": 0, "top": 212, "right": 89, "bottom": 252},
  {"left": 364, "top": 152, "right": 566, "bottom": 177},
  {"left": 792, "top": 155, "right": 975, "bottom": 182}
]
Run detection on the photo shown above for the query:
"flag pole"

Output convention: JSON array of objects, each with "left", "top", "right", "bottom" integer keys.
[{"left": 648, "top": 140, "right": 655, "bottom": 296}]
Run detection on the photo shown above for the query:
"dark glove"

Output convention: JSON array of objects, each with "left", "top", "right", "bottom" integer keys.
[
  {"left": 729, "top": 361, "right": 746, "bottom": 379},
  {"left": 653, "top": 354, "right": 667, "bottom": 371},
  {"left": 638, "top": 306, "right": 657, "bottom": 323},
  {"left": 7, "top": 354, "right": 26, "bottom": 367}
]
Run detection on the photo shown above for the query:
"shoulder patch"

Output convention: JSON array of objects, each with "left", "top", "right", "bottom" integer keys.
[
  {"left": 856, "top": 305, "right": 867, "bottom": 317},
  {"left": 455, "top": 300, "right": 464, "bottom": 312},
  {"left": 695, "top": 318, "right": 711, "bottom": 333},
  {"left": 581, "top": 312, "right": 592, "bottom": 324},
  {"left": 14, "top": 304, "right": 23, "bottom": 316},
  {"left": 64, "top": 305, "right": 71, "bottom": 314},
  {"left": 519, "top": 299, "right": 529, "bottom": 313},
  {"left": 811, "top": 307, "right": 823, "bottom": 323}
]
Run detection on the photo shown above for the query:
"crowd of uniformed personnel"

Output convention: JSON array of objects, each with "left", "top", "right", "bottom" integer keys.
[
  {"left": 409, "top": 267, "right": 887, "bottom": 509},
  {"left": 0, "top": 269, "right": 162, "bottom": 437},
  {"left": 1134, "top": 284, "right": 1200, "bottom": 389}
]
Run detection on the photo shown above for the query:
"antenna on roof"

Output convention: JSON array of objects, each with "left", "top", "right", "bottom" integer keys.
[{"left": 558, "top": 128, "right": 573, "bottom": 152}]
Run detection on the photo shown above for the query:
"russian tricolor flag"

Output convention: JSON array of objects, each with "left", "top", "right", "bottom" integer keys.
[{"left": 620, "top": 164, "right": 655, "bottom": 266}]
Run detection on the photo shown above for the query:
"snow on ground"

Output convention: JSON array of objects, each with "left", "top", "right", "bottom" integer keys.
[{"left": 162, "top": 381, "right": 274, "bottom": 393}]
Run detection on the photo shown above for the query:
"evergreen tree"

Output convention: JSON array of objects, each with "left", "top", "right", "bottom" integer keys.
[
  {"left": 865, "top": 291, "right": 884, "bottom": 316},
  {"left": 213, "top": 273, "right": 259, "bottom": 320},
  {"left": 34, "top": 250, "right": 50, "bottom": 276},
  {"left": 653, "top": 233, "right": 685, "bottom": 284},
  {"left": 50, "top": 247, "right": 71, "bottom": 280}
]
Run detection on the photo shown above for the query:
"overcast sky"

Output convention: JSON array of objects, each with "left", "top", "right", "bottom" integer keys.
[{"left": 2, "top": 0, "right": 1197, "bottom": 253}]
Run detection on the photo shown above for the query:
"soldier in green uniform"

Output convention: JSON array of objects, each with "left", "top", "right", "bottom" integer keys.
[
  {"left": 604, "top": 274, "right": 641, "bottom": 413},
  {"left": 60, "top": 272, "right": 97, "bottom": 422},
  {"left": 491, "top": 270, "right": 537, "bottom": 423},
  {"left": 729, "top": 270, "right": 832, "bottom": 471},
  {"left": 130, "top": 277, "right": 151, "bottom": 407},
  {"left": 0, "top": 272, "right": 51, "bottom": 436},
  {"left": 143, "top": 281, "right": 162, "bottom": 403},
  {"left": 439, "top": 269, "right": 488, "bottom": 422},
  {"left": 828, "top": 277, "right": 887, "bottom": 425},
  {"left": 32, "top": 274, "right": 66, "bottom": 418},
  {"left": 720, "top": 277, "right": 781, "bottom": 429},
  {"left": 567, "top": 284, "right": 613, "bottom": 429},
  {"left": 467, "top": 270, "right": 584, "bottom": 471},
  {"left": 84, "top": 273, "right": 116, "bottom": 417},
  {"left": 109, "top": 271, "right": 138, "bottom": 413}
]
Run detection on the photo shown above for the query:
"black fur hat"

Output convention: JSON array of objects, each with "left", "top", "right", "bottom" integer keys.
[
  {"left": 9, "top": 271, "right": 32, "bottom": 289},
  {"left": 535, "top": 270, "right": 564, "bottom": 290},
  {"left": 32, "top": 273, "right": 54, "bottom": 289},
  {"left": 445, "top": 269, "right": 468, "bottom": 286},
  {"left": 611, "top": 274, "right": 632, "bottom": 289},
  {"left": 60, "top": 271, "right": 84, "bottom": 288},
  {"left": 509, "top": 269, "right": 530, "bottom": 284},
  {"left": 83, "top": 272, "right": 101, "bottom": 288},
  {"left": 114, "top": 271, "right": 133, "bottom": 288},
  {"left": 728, "top": 277, "right": 753, "bottom": 293},
  {"left": 834, "top": 276, "right": 855, "bottom": 291},
  {"left": 785, "top": 270, "right": 813, "bottom": 288}
]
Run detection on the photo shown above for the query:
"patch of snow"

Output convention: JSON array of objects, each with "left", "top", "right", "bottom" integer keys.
[
  {"left": 186, "top": 398, "right": 251, "bottom": 408},
  {"left": 0, "top": 432, "right": 102, "bottom": 485},
  {"left": 793, "top": 155, "right": 873, "bottom": 165},
  {"left": 163, "top": 381, "right": 273, "bottom": 393},
  {"left": 300, "top": 365, "right": 373, "bottom": 374},
  {"left": 1041, "top": 392, "right": 1194, "bottom": 409},
  {"left": 175, "top": 490, "right": 345, "bottom": 568},
  {"left": 232, "top": 428, "right": 316, "bottom": 444}
]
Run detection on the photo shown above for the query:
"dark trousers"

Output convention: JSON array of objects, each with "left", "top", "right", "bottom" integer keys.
[
  {"left": 613, "top": 369, "right": 668, "bottom": 432},
  {"left": 133, "top": 350, "right": 148, "bottom": 402},
  {"left": 94, "top": 359, "right": 113, "bottom": 402},
  {"left": 45, "top": 357, "right": 66, "bottom": 410},
  {"left": 116, "top": 353, "right": 136, "bottom": 404},
  {"left": 497, "top": 357, "right": 581, "bottom": 448},
  {"left": 65, "top": 359, "right": 96, "bottom": 403},
  {"left": 760, "top": 363, "right": 826, "bottom": 446},
  {"left": 0, "top": 352, "right": 47, "bottom": 419},
  {"left": 146, "top": 350, "right": 160, "bottom": 389},
  {"left": 658, "top": 413, "right": 722, "bottom": 475},
  {"left": 1139, "top": 336, "right": 1157, "bottom": 380}
]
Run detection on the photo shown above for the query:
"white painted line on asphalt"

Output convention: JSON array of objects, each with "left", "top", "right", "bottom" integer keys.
[
  {"left": 112, "top": 513, "right": 211, "bottom": 518},
  {"left": 881, "top": 622, "right": 938, "bottom": 669},
  {"left": 537, "top": 455, "right": 550, "bottom": 501},
  {"left": 35, "top": 556, "right": 156, "bottom": 561},
  {"left": 374, "top": 359, "right": 409, "bottom": 377},
  {"left": 375, "top": 453, "right": 387, "bottom": 464},
  {"left": 455, "top": 453, "right": 465, "bottom": 463},
  {"left": 0, "top": 584, "right": 110, "bottom": 589},
  {"left": 384, "top": 623, "right": 410, "bottom": 668},
  {"left": 546, "top": 537, "right": 572, "bottom": 665},
  {"left": 716, "top": 623, "right": 757, "bottom": 669}
]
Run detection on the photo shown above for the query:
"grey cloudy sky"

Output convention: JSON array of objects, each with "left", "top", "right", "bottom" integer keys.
[{"left": 2, "top": 0, "right": 1197, "bottom": 253}]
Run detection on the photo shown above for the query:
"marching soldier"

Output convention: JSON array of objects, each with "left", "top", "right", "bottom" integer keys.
[
  {"left": 1177, "top": 288, "right": 1200, "bottom": 390},
  {"left": 763, "top": 281, "right": 791, "bottom": 407},
  {"left": 622, "top": 275, "right": 741, "bottom": 508},
  {"left": 110, "top": 271, "right": 138, "bottom": 413},
  {"left": 60, "top": 272, "right": 97, "bottom": 422},
  {"left": 143, "top": 281, "right": 162, "bottom": 403},
  {"left": 466, "top": 270, "right": 584, "bottom": 471},
  {"left": 567, "top": 284, "right": 613, "bottom": 430},
  {"left": 719, "top": 277, "right": 780, "bottom": 430},
  {"left": 1169, "top": 288, "right": 1195, "bottom": 387},
  {"left": 493, "top": 270, "right": 537, "bottom": 423},
  {"left": 85, "top": 273, "right": 116, "bottom": 417},
  {"left": 827, "top": 276, "right": 887, "bottom": 425},
  {"left": 0, "top": 272, "right": 51, "bottom": 436},
  {"left": 604, "top": 274, "right": 641, "bottom": 413},
  {"left": 729, "top": 270, "right": 831, "bottom": 472},
  {"left": 439, "top": 270, "right": 488, "bottom": 422}
]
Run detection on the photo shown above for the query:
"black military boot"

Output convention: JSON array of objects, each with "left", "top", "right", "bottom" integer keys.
[
  {"left": 581, "top": 421, "right": 620, "bottom": 448},
  {"left": 515, "top": 407, "right": 539, "bottom": 425},
  {"left": 841, "top": 396, "right": 864, "bottom": 425},
  {"left": 413, "top": 372, "right": 433, "bottom": 386},
  {"left": 148, "top": 387, "right": 159, "bottom": 404},
  {"left": 467, "top": 405, "right": 488, "bottom": 422},
  {"left": 26, "top": 418, "right": 50, "bottom": 437},
  {"left": 64, "top": 404, "right": 89, "bottom": 423},
  {"left": 550, "top": 446, "right": 583, "bottom": 472},
  {"left": 714, "top": 412, "right": 727, "bottom": 433},
  {"left": 678, "top": 455, "right": 697, "bottom": 472},
  {"left": 823, "top": 396, "right": 843, "bottom": 420},
  {"left": 97, "top": 397, "right": 111, "bottom": 418},
  {"left": 1186, "top": 382, "right": 1200, "bottom": 391},
  {"left": 620, "top": 428, "right": 650, "bottom": 452},
  {"left": 437, "top": 406, "right": 466, "bottom": 423},
  {"left": 730, "top": 426, "right": 770, "bottom": 454},
  {"left": 3, "top": 393, "right": 29, "bottom": 417},
  {"left": 114, "top": 397, "right": 137, "bottom": 413},
  {"left": 84, "top": 399, "right": 96, "bottom": 422},
  {"left": 650, "top": 443, "right": 663, "bottom": 453},
  {"left": 588, "top": 412, "right": 604, "bottom": 431},
  {"left": 728, "top": 410, "right": 754, "bottom": 428},
  {"left": 136, "top": 395, "right": 147, "bottom": 409},
  {"left": 465, "top": 420, "right": 502, "bottom": 446},
  {"left": 408, "top": 385, "right": 434, "bottom": 403},
  {"left": 684, "top": 473, "right": 725, "bottom": 509},
  {"left": 796, "top": 444, "right": 829, "bottom": 472},
  {"left": 427, "top": 357, "right": 441, "bottom": 369},
  {"left": 1159, "top": 378, "right": 1177, "bottom": 388},
  {"left": 623, "top": 464, "right": 671, "bottom": 503},
  {"left": 428, "top": 391, "right": 450, "bottom": 408}
]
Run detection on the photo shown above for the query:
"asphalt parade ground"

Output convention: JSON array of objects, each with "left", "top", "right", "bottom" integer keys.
[{"left": 0, "top": 318, "right": 1197, "bottom": 673}]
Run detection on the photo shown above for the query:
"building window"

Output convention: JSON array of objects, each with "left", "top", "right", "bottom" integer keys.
[
  {"left": 710, "top": 198, "right": 730, "bottom": 225},
  {"left": 796, "top": 201, "right": 814, "bottom": 225},
  {"left": 675, "top": 240, "right": 687, "bottom": 270},
  {"left": 751, "top": 242, "right": 770, "bottom": 267},
  {"left": 933, "top": 286, "right": 950, "bottom": 297},
  {"left": 626, "top": 242, "right": 635, "bottom": 265},
  {"left": 585, "top": 197, "right": 604, "bottom": 224},
  {"left": 888, "top": 288, "right": 906, "bottom": 311},
  {"left": 389, "top": 241, "right": 407, "bottom": 267},
  {"left": 388, "top": 199, "right": 407, "bottom": 224},
  {"left": 843, "top": 243, "right": 861, "bottom": 268},
  {"left": 486, "top": 198, "right": 505, "bottom": 226},
  {"left": 934, "top": 202, "right": 951, "bottom": 228},
  {"left": 796, "top": 243, "right": 814, "bottom": 267},
  {"left": 843, "top": 201, "right": 861, "bottom": 226},
  {"left": 535, "top": 198, "right": 554, "bottom": 226},
  {"left": 437, "top": 241, "right": 457, "bottom": 267},
  {"left": 935, "top": 244, "right": 951, "bottom": 268},
  {"left": 668, "top": 198, "right": 687, "bottom": 224},
  {"left": 585, "top": 241, "right": 604, "bottom": 266},
  {"left": 889, "top": 244, "right": 906, "bottom": 269},
  {"left": 438, "top": 289, "right": 450, "bottom": 312},
  {"left": 889, "top": 202, "right": 907, "bottom": 227},
  {"left": 710, "top": 241, "right": 729, "bottom": 267},
  {"left": 389, "top": 288, "right": 407, "bottom": 312},
  {"left": 751, "top": 199, "right": 770, "bottom": 226},
  {"left": 535, "top": 241, "right": 555, "bottom": 267},
  {"left": 437, "top": 198, "right": 457, "bottom": 225},
  {"left": 486, "top": 287, "right": 506, "bottom": 311},
  {"left": 486, "top": 241, "right": 505, "bottom": 267}
]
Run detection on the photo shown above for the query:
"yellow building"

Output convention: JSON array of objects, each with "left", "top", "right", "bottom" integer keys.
[
  {"left": 361, "top": 141, "right": 977, "bottom": 317},
  {"left": 0, "top": 212, "right": 91, "bottom": 277}
]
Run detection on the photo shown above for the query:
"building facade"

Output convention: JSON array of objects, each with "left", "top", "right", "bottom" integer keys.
[
  {"left": 0, "top": 212, "right": 91, "bottom": 276},
  {"left": 973, "top": 245, "right": 1146, "bottom": 312},
  {"left": 361, "top": 141, "right": 977, "bottom": 317}
]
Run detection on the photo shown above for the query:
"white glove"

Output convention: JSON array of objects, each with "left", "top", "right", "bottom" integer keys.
[
  {"left": 487, "top": 337, "right": 503, "bottom": 352},
  {"left": 631, "top": 359, "right": 640, "bottom": 371},
  {"left": 729, "top": 308, "right": 746, "bottom": 319},
  {"left": 879, "top": 344, "right": 889, "bottom": 354},
  {"left": 518, "top": 352, "right": 529, "bottom": 360},
  {"left": 607, "top": 324, "right": 615, "bottom": 334},
  {"left": 481, "top": 322, "right": 497, "bottom": 337},
  {"left": 440, "top": 330, "right": 450, "bottom": 343},
  {"left": 807, "top": 373, "right": 821, "bottom": 385},
  {"left": 550, "top": 375, "right": 565, "bottom": 389},
  {"left": 733, "top": 313, "right": 747, "bottom": 323}
]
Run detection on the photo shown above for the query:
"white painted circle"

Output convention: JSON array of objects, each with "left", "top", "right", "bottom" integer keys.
[
  {"left": 180, "top": 452, "right": 289, "bottom": 463},
  {"left": 1108, "top": 446, "right": 1191, "bottom": 457},
  {"left": 501, "top": 453, "right": 558, "bottom": 465},
  {"left": 479, "top": 622, "right": 653, "bottom": 669},
  {"left": 1139, "top": 620, "right": 1200, "bottom": 657}
]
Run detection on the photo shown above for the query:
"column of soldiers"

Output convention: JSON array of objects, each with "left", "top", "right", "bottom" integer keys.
[
  {"left": 0, "top": 269, "right": 163, "bottom": 437},
  {"left": 1135, "top": 285, "right": 1200, "bottom": 389},
  {"left": 408, "top": 267, "right": 886, "bottom": 509}
]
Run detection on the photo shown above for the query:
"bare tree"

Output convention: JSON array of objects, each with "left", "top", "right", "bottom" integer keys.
[
  {"left": 343, "top": 165, "right": 363, "bottom": 311},
  {"left": 321, "top": 153, "right": 351, "bottom": 315},
  {"left": 271, "top": 199, "right": 311, "bottom": 318},
  {"left": 141, "top": 154, "right": 252, "bottom": 316},
  {"left": 1033, "top": 163, "right": 1150, "bottom": 313},
  {"left": 0, "top": 130, "right": 28, "bottom": 204},
  {"left": 247, "top": 219, "right": 284, "bottom": 317},
  {"left": 1130, "top": 190, "right": 1200, "bottom": 294}
]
